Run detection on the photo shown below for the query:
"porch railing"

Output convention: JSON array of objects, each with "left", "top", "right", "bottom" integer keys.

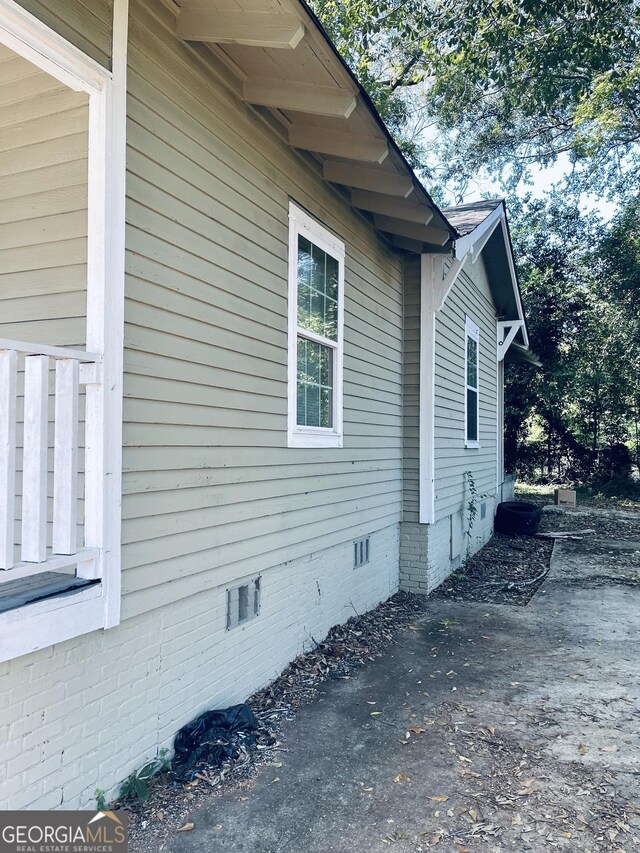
[{"left": 0, "top": 339, "right": 102, "bottom": 581}]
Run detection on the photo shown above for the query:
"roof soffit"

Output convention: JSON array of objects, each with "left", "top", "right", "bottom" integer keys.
[{"left": 172, "top": 0, "right": 455, "bottom": 251}]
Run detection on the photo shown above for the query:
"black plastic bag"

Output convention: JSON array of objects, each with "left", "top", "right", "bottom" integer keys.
[{"left": 172, "top": 703, "right": 258, "bottom": 780}]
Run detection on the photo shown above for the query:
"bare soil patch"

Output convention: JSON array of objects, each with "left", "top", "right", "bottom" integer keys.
[
  {"left": 123, "top": 593, "right": 428, "bottom": 853},
  {"left": 433, "top": 501, "right": 640, "bottom": 607},
  {"left": 431, "top": 532, "right": 552, "bottom": 606}
]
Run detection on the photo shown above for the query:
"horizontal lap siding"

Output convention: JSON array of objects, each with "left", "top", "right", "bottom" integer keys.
[
  {"left": 434, "top": 256, "right": 497, "bottom": 520},
  {"left": 14, "top": 0, "right": 111, "bottom": 69},
  {"left": 0, "top": 51, "right": 88, "bottom": 347},
  {"left": 121, "top": 0, "right": 404, "bottom": 619},
  {"left": 402, "top": 256, "right": 420, "bottom": 522}
]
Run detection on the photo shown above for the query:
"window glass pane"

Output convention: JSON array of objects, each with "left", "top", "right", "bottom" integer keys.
[
  {"left": 467, "top": 388, "right": 478, "bottom": 442},
  {"left": 466, "top": 335, "right": 478, "bottom": 389},
  {"left": 297, "top": 235, "right": 339, "bottom": 341},
  {"left": 297, "top": 336, "right": 333, "bottom": 428}
]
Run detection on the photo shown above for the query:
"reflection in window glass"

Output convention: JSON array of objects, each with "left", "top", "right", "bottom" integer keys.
[
  {"left": 296, "top": 234, "right": 339, "bottom": 429},
  {"left": 297, "top": 236, "right": 338, "bottom": 341},
  {"left": 465, "top": 319, "right": 479, "bottom": 445},
  {"left": 296, "top": 337, "right": 333, "bottom": 428},
  {"left": 466, "top": 336, "right": 478, "bottom": 389}
]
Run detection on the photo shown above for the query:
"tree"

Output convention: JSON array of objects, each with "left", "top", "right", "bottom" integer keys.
[
  {"left": 504, "top": 196, "right": 640, "bottom": 484},
  {"left": 312, "top": 0, "right": 640, "bottom": 197}
]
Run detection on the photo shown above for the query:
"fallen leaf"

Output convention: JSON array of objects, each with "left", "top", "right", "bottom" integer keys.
[
  {"left": 370, "top": 711, "right": 382, "bottom": 716},
  {"left": 271, "top": 777, "right": 280, "bottom": 783},
  {"left": 468, "top": 809, "right": 478, "bottom": 822},
  {"left": 602, "top": 744, "right": 619, "bottom": 752},
  {"left": 428, "top": 795, "right": 449, "bottom": 802},
  {"left": 578, "top": 742, "right": 588, "bottom": 754},
  {"left": 177, "top": 823, "right": 194, "bottom": 832},
  {"left": 362, "top": 787, "right": 374, "bottom": 793},
  {"left": 393, "top": 773, "right": 409, "bottom": 783},
  {"left": 366, "top": 701, "right": 377, "bottom": 705},
  {"left": 409, "top": 727, "right": 426, "bottom": 734},
  {"left": 458, "top": 755, "right": 473, "bottom": 763}
]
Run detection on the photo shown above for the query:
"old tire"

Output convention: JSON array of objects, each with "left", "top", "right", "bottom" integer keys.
[{"left": 495, "top": 501, "right": 542, "bottom": 535}]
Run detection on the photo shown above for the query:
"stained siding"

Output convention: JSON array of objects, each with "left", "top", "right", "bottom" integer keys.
[
  {"left": 120, "top": 0, "right": 404, "bottom": 619},
  {"left": 433, "top": 255, "right": 497, "bottom": 520}
]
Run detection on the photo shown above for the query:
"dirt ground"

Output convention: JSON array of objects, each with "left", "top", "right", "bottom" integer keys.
[{"left": 126, "top": 502, "right": 640, "bottom": 853}]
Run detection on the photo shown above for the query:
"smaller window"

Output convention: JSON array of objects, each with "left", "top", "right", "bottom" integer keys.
[
  {"left": 465, "top": 317, "right": 480, "bottom": 447},
  {"left": 353, "top": 536, "right": 370, "bottom": 569},
  {"left": 226, "top": 577, "right": 261, "bottom": 630},
  {"left": 288, "top": 203, "right": 345, "bottom": 448}
]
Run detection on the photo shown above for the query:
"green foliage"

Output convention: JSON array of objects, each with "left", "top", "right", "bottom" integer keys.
[
  {"left": 505, "top": 196, "right": 640, "bottom": 482},
  {"left": 463, "top": 470, "right": 488, "bottom": 563},
  {"left": 311, "top": 0, "right": 640, "bottom": 197},
  {"left": 118, "top": 749, "right": 170, "bottom": 803},
  {"left": 94, "top": 789, "right": 108, "bottom": 811}
]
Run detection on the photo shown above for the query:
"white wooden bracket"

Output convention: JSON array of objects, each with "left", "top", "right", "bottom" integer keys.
[
  {"left": 435, "top": 255, "right": 466, "bottom": 311},
  {"left": 497, "top": 320, "right": 524, "bottom": 361}
]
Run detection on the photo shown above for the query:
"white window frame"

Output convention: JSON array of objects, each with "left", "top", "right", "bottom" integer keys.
[
  {"left": 0, "top": 0, "right": 127, "bottom": 662},
  {"left": 464, "top": 316, "right": 480, "bottom": 448},
  {"left": 287, "top": 203, "right": 345, "bottom": 448}
]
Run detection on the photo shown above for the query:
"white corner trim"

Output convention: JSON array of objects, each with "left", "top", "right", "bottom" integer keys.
[
  {"left": 85, "top": 0, "right": 128, "bottom": 629},
  {"left": 418, "top": 254, "right": 440, "bottom": 524},
  {"left": 0, "top": 0, "right": 111, "bottom": 91},
  {"left": 287, "top": 202, "right": 345, "bottom": 449},
  {"left": 104, "top": 0, "right": 128, "bottom": 627}
]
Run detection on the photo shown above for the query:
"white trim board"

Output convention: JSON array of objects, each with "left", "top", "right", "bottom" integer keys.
[
  {"left": 418, "top": 254, "right": 440, "bottom": 524},
  {"left": 453, "top": 203, "right": 504, "bottom": 262},
  {"left": 0, "top": 0, "right": 128, "bottom": 655},
  {"left": 0, "top": 0, "right": 112, "bottom": 91},
  {"left": 287, "top": 202, "right": 345, "bottom": 449}
]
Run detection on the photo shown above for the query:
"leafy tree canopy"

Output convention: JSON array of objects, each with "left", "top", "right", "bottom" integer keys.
[
  {"left": 504, "top": 196, "right": 640, "bottom": 483},
  {"left": 312, "top": 0, "right": 640, "bottom": 197}
]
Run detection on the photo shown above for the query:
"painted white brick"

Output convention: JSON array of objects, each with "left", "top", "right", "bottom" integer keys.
[{"left": 1, "top": 523, "right": 399, "bottom": 810}]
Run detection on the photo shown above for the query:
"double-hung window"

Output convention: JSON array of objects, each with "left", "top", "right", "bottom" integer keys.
[
  {"left": 465, "top": 317, "right": 480, "bottom": 447},
  {"left": 288, "top": 203, "right": 344, "bottom": 448}
]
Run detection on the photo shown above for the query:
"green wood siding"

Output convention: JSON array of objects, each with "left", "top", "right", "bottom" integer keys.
[
  {"left": 0, "top": 47, "right": 88, "bottom": 346},
  {"left": 120, "top": 0, "right": 404, "bottom": 619},
  {"left": 402, "top": 255, "right": 420, "bottom": 523},
  {"left": 15, "top": 0, "right": 112, "bottom": 69},
  {"left": 434, "top": 256, "right": 498, "bottom": 520}
]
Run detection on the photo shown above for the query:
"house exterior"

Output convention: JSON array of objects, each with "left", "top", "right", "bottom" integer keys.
[
  {"left": 400, "top": 199, "right": 532, "bottom": 592},
  {"left": 0, "top": 0, "right": 530, "bottom": 810}
]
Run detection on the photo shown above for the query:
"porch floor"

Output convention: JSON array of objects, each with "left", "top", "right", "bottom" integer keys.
[{"left": 0, "top": 572, "right": 98, "bottom": 613}]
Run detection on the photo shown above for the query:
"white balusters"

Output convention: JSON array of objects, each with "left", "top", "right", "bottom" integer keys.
[
  {"left": 0, "top": 350, "right": 17, "bottom": 569},
  {"left": 21, "top": 355, "right": 49, "bottom": 563},
  {"left": 53, "top": 359, "right": 79, "bottom": 555},
  {"left": 0, "top": 341, "right": 97, "bottom": 575}
]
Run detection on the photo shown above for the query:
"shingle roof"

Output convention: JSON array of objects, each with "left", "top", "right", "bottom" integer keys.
[{"left": 443, "top": 198, "right": 504, "bottom": 236}]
